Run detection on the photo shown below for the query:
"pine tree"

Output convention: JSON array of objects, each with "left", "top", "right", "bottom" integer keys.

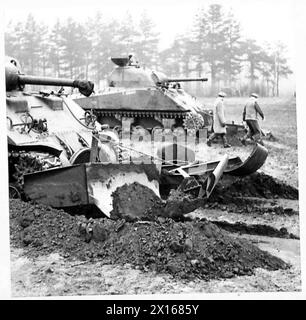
[
  {"left": 270, "top": 42, "right": 293, "bottom": 96},
  {"left": 37, "top": 23, "right": 50, "bottom": 77},
  {"left": 159, "top": 36, "right": 182, "bottom": 77},
  {"left": 256, "top": 43, "right": 275, "bottom": 96},
  {"left": 116, "top": 12, "right": 139, "bottom": 56},
  {"left": 241, "top": 39, "right": 267, "bottom": 93},
  {"left": 58, "top": 18, "right": 90, "bottom": 78},
  {"left": 88, "top": 13, "right": 122, "bottom": 84},
  {"left": 158, "top": 33, "right": 196, "bottom": 92},
  {"left": 48, "top": 20, "right": 63, "bottom": 77},
  {"left": 75, "top": 23, "right": 92, "bottom": 79},
  {"left": 191, "top": 7, "right": 208, "bottom": 78},
  {"left": 133, "top": 11, "right": 160, "bottom": 68},
  {"left": 5, "top": 21, "right": 24, "bottom": 62},
  {"left": 192, "top": 4, "right": 227, "bottom": 95},
  {"left": 19, "top": 14, "right": 42, "bottom": 74},
  {"left": 222, "top": 10, "right": 243, "bottom": 87}
]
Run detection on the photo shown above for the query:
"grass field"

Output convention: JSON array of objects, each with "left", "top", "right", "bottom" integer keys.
[
  {"left": 199, "top": 96, "right": 297, "bottom": 147},
  {"left": 198, "top": 96, "right": 298, "bottom": 187}
]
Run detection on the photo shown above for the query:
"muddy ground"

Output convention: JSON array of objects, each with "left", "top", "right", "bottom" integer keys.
[{"left": 10, "top": 97, "right": 301, "bottom": 297}]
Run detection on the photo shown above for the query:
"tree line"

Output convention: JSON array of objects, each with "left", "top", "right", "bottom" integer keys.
[{"left": 5, "top": 4, "right": 292, "bottom": 96}]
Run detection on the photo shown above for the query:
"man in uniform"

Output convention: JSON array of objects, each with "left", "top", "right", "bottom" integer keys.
[
  {"left": 240, "top": 93, "right": 265, "bottom": 146},
  {"left": 207, "top": 92, "right": 231, "bottom": 148}
]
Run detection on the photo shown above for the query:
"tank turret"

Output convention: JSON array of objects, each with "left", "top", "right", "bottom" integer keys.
[{"left": 5, "top": 57, "right": 94, "bottom": 96}]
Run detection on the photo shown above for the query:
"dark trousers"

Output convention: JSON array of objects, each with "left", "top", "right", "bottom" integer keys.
[
  {"left": 246, "top": 120, "right": 261, "bottom": 136},
  {"left": 244, "top": 119, "right": 263, "bottom": 143}
]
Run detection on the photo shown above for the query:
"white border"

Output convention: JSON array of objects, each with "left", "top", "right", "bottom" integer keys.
[{"left": 1, "top": 0, "right": 305, "bottom": 300}]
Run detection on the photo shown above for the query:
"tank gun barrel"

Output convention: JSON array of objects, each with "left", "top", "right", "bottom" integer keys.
[
  {"left": 18, "top": 75, "right": 94, "bottom": 97},
  {"left": 18, "top": 75, "right": 77, "bottom": 87},
  {"left": 5, "top": 60, "right": 94, "bottom": 97},
  {"left": 166, "top": 77, "right": 208, "bottom": 83}
]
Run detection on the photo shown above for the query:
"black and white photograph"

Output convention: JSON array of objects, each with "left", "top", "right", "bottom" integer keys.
[{"left": 0, "top": 0, "right": 305, "bottom": 299}]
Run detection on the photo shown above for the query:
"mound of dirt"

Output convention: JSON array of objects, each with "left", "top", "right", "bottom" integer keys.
[
  {"left": 210, "top": 172, "right": 298, "bottom": 201},
  {"left": 202, "top": 172, "right": 299, "bottom": 217},
  {"left": 10, "top": 199, "right": 288, "bottom": 281}
]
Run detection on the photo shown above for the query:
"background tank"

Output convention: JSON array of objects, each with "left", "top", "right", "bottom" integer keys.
[
  {"left": 5, "top": 56, "right": 118, "bottom": 198},
  {"left": 73, "top": 56, "right": 212, "bottom": 135}
]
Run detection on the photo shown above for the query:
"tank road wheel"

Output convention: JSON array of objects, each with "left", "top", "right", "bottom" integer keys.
[
  {"left": 152, "top": 126, "right": 163, "bottom": 135},
  {"left": 9, "top": 184, "right": 21, "bottom": 199},
  {"left": 113, "top": 125, "right": 122, "bottom": 136},
  {"left": 151, "top": 126, "right": 163, "bottom": 144},
  {"left": 131, "top": 125, "right": 150, "bottom": 141},
  {"left": 173, "top": 126, "right": 186, "bottom": 137},
  {"left": 69, "top": 148, "right": 91, "bottom": 165},
  {"left": 162, "top": 127, "right": 174, "bottom": 136},
  {"left": 20, "top": 113, "right": 34, "bottom": 133}
]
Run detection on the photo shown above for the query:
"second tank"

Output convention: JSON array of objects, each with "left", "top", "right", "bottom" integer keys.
[{"left": 73, "top": 56, "right": 213, "bottom": 136}]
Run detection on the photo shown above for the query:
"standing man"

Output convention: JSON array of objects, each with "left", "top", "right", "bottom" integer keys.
[
  {"left": 207, "top": 92, "right": 231, "bottom": 148},
  {"left": 241, "top": 93, "right": 265, "bottom": 146}
]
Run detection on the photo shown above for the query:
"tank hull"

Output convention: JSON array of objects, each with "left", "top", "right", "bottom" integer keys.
[
  {"left": 7, "top": 90, "right": 117, "bottom": 196},
  {"left": 74, "top": 87, "right": 213, "bottom": 132}
]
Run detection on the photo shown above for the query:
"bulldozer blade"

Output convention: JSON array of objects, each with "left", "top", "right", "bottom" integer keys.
[{"left": 24, "top": 163, "right": 160, "bottom": 217}]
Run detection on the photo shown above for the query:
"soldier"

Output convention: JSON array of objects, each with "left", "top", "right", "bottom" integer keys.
[
  {"left": 207, "top": 92, "right": 231, "bottom": 148},
  {"left": 240, "top": 93, "right": 265, "bottom": 146}
]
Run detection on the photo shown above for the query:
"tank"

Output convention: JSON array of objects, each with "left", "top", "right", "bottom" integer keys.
[
  {"left": 6, "top": 56, "right": 161, "bottom": 217},
  {"left": 6, "top": 56, "right": 119, "bottom": 198},
  {"left": 73, "top": 56, "right": 212, "bottom": 135}
]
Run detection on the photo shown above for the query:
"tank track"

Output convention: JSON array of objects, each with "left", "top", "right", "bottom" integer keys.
[
  {"left": 93, "top": 110, "right": 212, "bottom": 134},
  {"left": 95, "top": 110, "right": 187, "bottom": 119},
  {"left": 8, "top": 149, "right": 62, "bottom": 198}
]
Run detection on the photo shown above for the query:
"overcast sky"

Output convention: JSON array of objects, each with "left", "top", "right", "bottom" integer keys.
[{"left": 2, "top": 0, "right": 304, "bottom": 76}]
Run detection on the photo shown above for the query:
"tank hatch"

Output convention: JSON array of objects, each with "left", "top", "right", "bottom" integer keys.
[{"left": 111, "top": 57, "right": 130, "bottom": 67}]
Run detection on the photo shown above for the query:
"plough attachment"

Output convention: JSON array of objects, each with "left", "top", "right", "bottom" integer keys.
[
  {"left": 160, "top": 143, "right": 268, "bottom": 197},
  {"left": 225, "top": 122, "right": 246, "bottom": 136},
  {"left": 171, "top": 155, "right": 229, "bottom": 199}
]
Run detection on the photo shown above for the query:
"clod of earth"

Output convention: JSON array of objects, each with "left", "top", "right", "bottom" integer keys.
[
  {"left": 110, "top": 182, "right": 163, "bottom": 221},
  {"left": 110, "top": 182, "right": 205, "bottom": 221}
]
